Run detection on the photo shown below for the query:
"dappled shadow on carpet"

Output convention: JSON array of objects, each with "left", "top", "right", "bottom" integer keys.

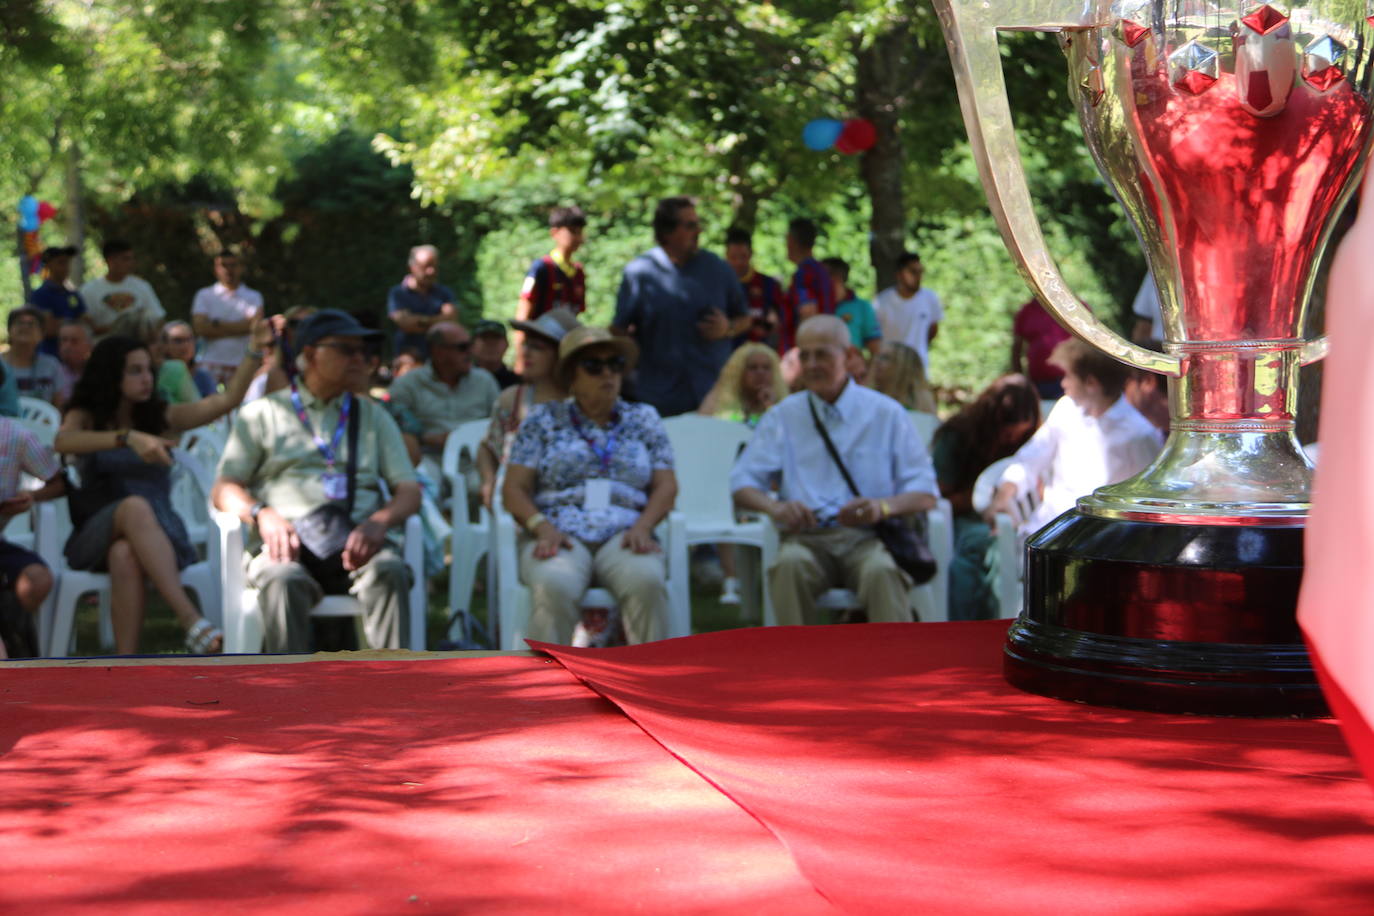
[
  {"left": 0, "top": 657, "right": 828, "bottom": 914},
  {"left": 537, "top": 621, "right": 1374, "bottom": 916}
]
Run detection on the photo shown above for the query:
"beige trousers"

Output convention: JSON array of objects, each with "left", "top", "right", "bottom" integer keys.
[
  {"left": 248, "top": 547, "right": 410, "bottom": 653},
  {"left": 519, "top": 535, "right": 668, "bottom": 645},
  {"left": 769, "top": 527, "right": 914, "bottom": 626}
]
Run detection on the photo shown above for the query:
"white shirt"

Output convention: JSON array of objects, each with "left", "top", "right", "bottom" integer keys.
[
  {"left": 875, "top": 286, "right": 944, "bottom": 368},
  {"left": 730, "top": 381, "right": 938, "bottom": 524},
  {"left": 79, "top": 275, "right": 165, "bottom": 335},
  {"left": 192, "top": 282, "right": 264, "bottom": 367},
  {"left": 1132, "top": 276, "right": 1164, "bottom": 341},
  {"left": 1001, "top": 395, "right": 1163, "bottom": 534}
]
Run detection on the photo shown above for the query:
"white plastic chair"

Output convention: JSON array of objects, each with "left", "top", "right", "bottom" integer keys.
[
  {"left": 442, "top": 419, "right": 495, "bottom": 633},
  {"left": 38, "top": 454, "right": 222, "bottom": 657},
  {"left": 662, "top": 415, "right": 776, "bottom": 626},
  {"left": 909, "top": 410, "right": 940, "bottom": 448},
  {"left": 18, "top": 396, "right": 60, "bottom": 446},
  {"left": 491, "top": 505, "right": 691, "bottom": 651},
  {"left": 213, "top": 501, "right": 427, "bottom": 653},
  {"left": 759, "top": 499, "right": 954, "bottom": 624},
  {"left": 972, "top": 456, "right": 1036, "bottom": 620}
]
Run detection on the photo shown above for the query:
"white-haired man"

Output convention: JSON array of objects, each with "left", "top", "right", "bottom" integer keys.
[
  {"left": 731, "top": 314, "right": 939, "bottom": 624},
  {"left": 388, "top": 244, "right": 457, "bottom": 356}
]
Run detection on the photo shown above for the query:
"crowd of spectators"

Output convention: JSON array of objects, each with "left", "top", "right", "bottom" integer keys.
[{"left": 0, "top": 198, "right": 1167, "bottom": 657}]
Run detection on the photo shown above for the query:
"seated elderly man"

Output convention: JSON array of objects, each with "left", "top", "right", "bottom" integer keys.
[
  {"left": 389, "top": 322, "right": 500, "bottom": 453},
  {"left": 212, "top": 309, "right": 421, "bottom": 653},
  {"left": 731, "top": 314, "right": 938, "bottom": 624}
]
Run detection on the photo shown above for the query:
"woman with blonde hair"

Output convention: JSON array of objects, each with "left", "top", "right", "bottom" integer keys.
[
  {"left": 697, "top": 343, "right": 788, "bottom": 604},
  {"left": 698, "top": 343, "right": 788, "bottom": 429},
  {"left": 869, "top": 341, "right": 938, "bottom": 414}
]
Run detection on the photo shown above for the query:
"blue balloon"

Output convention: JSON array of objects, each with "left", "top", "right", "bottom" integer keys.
[
  {"left": 18, "top": 195, "right": 39, "bottom": 232},
  {"left": 802, "top": 118, "right": 843, "bottom": 151}
]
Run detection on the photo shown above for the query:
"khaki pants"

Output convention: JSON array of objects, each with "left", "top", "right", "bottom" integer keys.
[
  {"left": 769, "top": 527, "right": 914, "bottom": 626},
  {"left": 248, "top": 548, "right": 410, "bottom": 653},
  {"left": 519, "top": 535, "right": 668, "bottom": 645}
]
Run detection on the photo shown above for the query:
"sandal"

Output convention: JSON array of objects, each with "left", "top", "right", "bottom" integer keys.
[{"left": 185, "top": 618, "right": 224, "bottom": 655}]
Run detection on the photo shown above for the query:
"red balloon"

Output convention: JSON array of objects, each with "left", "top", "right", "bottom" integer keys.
[
  {"left": 836, "top": 118, "right": 877, "bottom": 155},
  {"left": 36, "top": 201, "right": 56, "bottom": 222}
]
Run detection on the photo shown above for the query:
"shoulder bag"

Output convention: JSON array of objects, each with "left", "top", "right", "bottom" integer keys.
[
  {"left": 293, "top": 397, "right": 361, "bottom": 594},
  {"left": 807, "top": 395, "right": 937, "bottom": 584}
]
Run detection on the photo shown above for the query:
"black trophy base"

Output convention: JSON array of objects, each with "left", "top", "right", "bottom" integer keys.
[{"left": 1003, "top": 510, "right": 1328, "bottom": 718}]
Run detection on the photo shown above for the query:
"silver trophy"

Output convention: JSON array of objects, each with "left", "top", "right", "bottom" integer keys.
[{"left": 934, "top": 0, "right": 1374, "bottom": 715}]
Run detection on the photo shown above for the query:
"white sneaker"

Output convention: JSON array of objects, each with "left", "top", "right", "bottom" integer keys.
[{"left": 719, "top": 577, "right": 741, "bottom": 606}]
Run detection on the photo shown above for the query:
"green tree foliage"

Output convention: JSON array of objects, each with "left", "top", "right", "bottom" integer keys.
[{"left": 4, "top": 0, "right": 1148, "bottom": 402}]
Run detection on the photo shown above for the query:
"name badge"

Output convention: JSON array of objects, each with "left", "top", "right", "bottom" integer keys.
[
  {"left": 584, "top": 478, "right": 611, "bottom": 511},
  {"left": 322, "top": 472, "right": 348, "bottom": 501}
]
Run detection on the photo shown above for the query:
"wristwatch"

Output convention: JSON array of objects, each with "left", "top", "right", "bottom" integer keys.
[
  {"left": 114, "top": 429, "right": 129, "bottom": 448},
  {"left": 249, "top": 502, "right": 267, "bottom": 525}
]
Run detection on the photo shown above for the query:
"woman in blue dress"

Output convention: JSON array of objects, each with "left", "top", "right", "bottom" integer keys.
[{"left": 55, "top": 325, "right": 270, "bottom": 654}]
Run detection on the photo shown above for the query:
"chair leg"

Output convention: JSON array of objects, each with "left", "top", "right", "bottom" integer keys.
[
  {"left": 48, "top": 579, "right": 81, "bottom": 658},
  {"left": 97, "top": 596, "right": 114, "bottom": 651}
]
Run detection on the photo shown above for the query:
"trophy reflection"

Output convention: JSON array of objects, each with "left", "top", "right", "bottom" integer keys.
[{"left": 933, "top": 0, "right": 1374, "bottom": 715}]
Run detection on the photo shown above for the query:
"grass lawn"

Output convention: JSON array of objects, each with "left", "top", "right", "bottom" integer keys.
[{"left": 63, "top": 565, "right": 763, "bottom": 657}]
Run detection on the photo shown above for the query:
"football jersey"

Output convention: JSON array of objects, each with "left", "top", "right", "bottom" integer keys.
[{"left": 520, "top": 250, "right": 586, "bottom": 318}]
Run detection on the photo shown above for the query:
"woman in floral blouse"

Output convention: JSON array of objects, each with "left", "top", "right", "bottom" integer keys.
[{"left": 502, "top": 326, "right": 678, "bottom": 645}]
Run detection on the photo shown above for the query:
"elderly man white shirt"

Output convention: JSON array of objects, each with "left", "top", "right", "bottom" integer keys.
[
  {"left": 731, "top": 378, "right": 939, "bottom": 625},
  {"left": 1001, "top": 394, "right": 1162, "bottom": 536}
]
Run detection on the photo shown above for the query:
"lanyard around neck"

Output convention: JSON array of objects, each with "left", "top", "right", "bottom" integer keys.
[
  {"left": 290, "top": 383, "right": 352, "bottom": 469},
  {"left": 569, "top": 401, "right": 618, "bottom": 476}
]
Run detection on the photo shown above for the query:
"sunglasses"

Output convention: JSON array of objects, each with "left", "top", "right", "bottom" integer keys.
[
  {"left": 578, "top": 355, "right": 628, "bottom": 376},
  {"left": 318, "top": 341, "right": 370, "bottom": 359}
]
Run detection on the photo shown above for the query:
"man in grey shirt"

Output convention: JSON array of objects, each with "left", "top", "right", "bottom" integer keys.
[{"left": 612, "top": 196, "right": 750, "bottom": 417}]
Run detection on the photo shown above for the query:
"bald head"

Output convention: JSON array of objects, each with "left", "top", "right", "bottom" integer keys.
[{"left": 796, "top": 314, "right": 850, "bottom": 350}]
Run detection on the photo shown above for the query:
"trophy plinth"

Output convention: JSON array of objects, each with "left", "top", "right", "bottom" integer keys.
[
  {"left": 934, "top": 0, "right": 1374, "bottom": 715},
  {"left": 1004, "top": 512, "right": 1326, "bottom": 717}
]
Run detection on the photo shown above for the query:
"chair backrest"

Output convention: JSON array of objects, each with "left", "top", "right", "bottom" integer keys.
[
  {"left": 661, "top": 415, "right": 753, "bottom": 525},
  {"left": 971, "top": 456, "right": 1037, "bottom": 527},
  {"left": 971, "top": 457, "right": 1016, "bottom": 515},
  {"left": 170, "top": 448, "right": 214, "bottom": 546},
  {"left": 18, "top": 397, "right": 60, "bottom": 445},
  {"left": 909, "top": 410, "right": 939, "bottom": 448},
  {"left": 441, "top": 418, "right": 494, "bottom": 486},
  {"left": 182, "top": 425, "right": 228, "bottom": 472}
]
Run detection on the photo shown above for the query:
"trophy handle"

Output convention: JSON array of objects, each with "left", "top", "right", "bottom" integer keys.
[
  {"left": 1301, "top": 337, "right": 1328, "bottom": 366},
  {"left": 933, "top": 0, "right": 1183, "bottom": 377}
]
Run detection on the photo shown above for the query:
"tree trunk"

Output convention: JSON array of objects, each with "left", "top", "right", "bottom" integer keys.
[
  {"left": 855, "top": 26, "right": 917, "bottom": 292},
  {"left": 730, "top": 183, "right": 761, "bottom": 234},
  {"left": 64, "top": 139, "right": 86, "bottom": 284}
]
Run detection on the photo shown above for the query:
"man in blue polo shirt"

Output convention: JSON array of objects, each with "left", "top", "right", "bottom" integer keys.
[
  {"left": 27, "top": 246, "right": 87, "bottom": 357},
  {"left": 387, "top": 244, "right": 457, "bottom": 356},
  {"left": 612, "top": 197, "right": 749, "bottom": 417}
]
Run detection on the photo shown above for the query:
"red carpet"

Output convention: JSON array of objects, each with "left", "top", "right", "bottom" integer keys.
[
  {"left": 0, "top": 657, "right": 825, "bottom": 914},
  {"left": 537, "top": 622, "right": 1374, "bottom": 915}
]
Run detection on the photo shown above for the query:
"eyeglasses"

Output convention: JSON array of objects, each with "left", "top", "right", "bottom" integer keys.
[
  {"left": 433, "top": 340, "right": 472, "bottom": 352},
  {"left": 578, "top": 355, "right": 628, "bottom": 376},
  {"left": 678, "top": 220, "right": 702, "bottom": 231},
  {"left": 165, "top": 335, "right": 194, "bottom": 345},
  {"left": 317, "top": 341, "right": 370, "bottom": 359}
]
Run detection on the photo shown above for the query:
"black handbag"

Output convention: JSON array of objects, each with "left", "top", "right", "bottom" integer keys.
[
  {"left": 807, "top": 395, "right": 938, "bottom": 585},
  {"left": 292, "top": 400, "right": 360, "bottom": 595}
]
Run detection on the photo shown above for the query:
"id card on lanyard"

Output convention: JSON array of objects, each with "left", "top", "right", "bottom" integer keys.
[
  {"left": 570, "top": 404, "right": 617, "bottom": 511},
  {"left": 291, "top": 383, "right": 352, "bottom": 500}
]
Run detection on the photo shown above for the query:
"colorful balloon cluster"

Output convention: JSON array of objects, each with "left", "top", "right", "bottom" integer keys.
[
  {"left": 17, "top": 195, "right": 57, "bottom": 276},
  {"left": 802, "top": 118, "right": 877, "bottom": 154}
]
